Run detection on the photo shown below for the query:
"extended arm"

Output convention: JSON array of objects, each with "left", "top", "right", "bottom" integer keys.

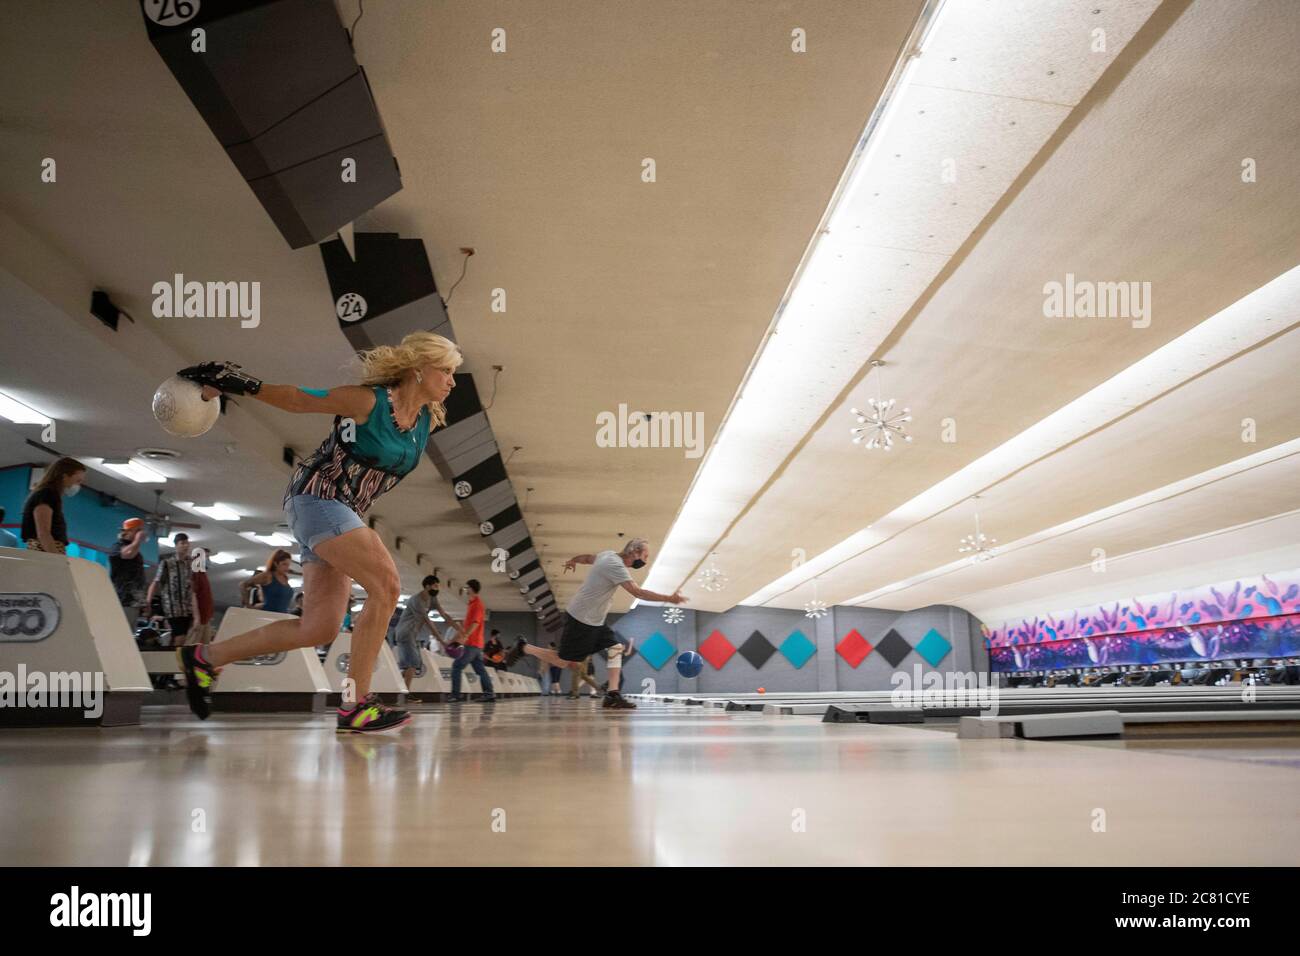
[
  {"left": 146, "top": 563, "right": 166, "bottom": 606},
  {"left": 620, "top": 580, "right": 687, "bottom": 605},
  {"left": 178, "top": 362, "right": 376, "bottom": 421},
  {"left": 430, "top": 595, "right": 469, "bottom": 642},
  {"left": 563, "top": 553, "right": 597, "bottom": 573},
  {"left": 240, "top": 570, "right": 272, "bottom": 603},
  {"left": 247, "top": 384, "right": 376, "bottom": 420}
]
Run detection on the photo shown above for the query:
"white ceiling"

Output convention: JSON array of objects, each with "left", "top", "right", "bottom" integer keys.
[
  {"left": 0, "top": 0, "right": 923, "bottom": 610},
  {"left": 1, "top": 0, "right": 1297, "bottom": 629},
  {"left": 644, "top": 0, "right": 1300, "bottom": 622}
]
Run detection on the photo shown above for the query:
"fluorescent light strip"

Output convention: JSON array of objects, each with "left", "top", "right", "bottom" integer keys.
[
  {"left": 650, "top": 2, "right": 1166, "bottom": 601},
  {"left": 99, "top": 458, "right": 167, "bottom": 483},
  {"left": 743, "top": 265, "right": 1300, "bottom": 606},
  {"left": 176, "top": 501, "right": 242, "bottom": 521},
  {"left": 644, "top": 3, "right": 951, "bottom": 595},
  {"left": 0, "top": 391, "right": 53, "bottom": 425},
  {"left": 844, "top": 440, "right": 1300, "bottom": 607},
  {"left": 206, "top": 552, "right": 236, "bottom": 565},
  {"left": 240, "top": 531, "right": 294, "bottom": 548}
]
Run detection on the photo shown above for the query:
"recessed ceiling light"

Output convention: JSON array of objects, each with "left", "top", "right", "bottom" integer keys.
[
  {"left": 240, "top": 531, "right": 294, "bottom": 547},
  {"left": 100, "top": 458, "right": 167, "bottom": 483},
  {"left": 176, "top": 501, "right": 241, "bottom": 521},
  {"left": 0, "top": 391, "right": 52, "bottom": 425}
]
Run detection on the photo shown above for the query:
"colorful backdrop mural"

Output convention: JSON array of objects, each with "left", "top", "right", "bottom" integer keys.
[{"left": 984, "top": 570, "right": 1300, "bottom": 671}]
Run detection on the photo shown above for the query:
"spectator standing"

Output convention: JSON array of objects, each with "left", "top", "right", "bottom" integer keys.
[
  {"left": 147, "top": 533, "right": 198, "bottom": 645},
  {"left": 448, "top": 579, "right": 495, "bottom": 703},
  {"left": 109, "top": 517, "right": 149, "bottom": 627},
  {"left": 21, "top": 457, "right": 86, "bottom": 553}
]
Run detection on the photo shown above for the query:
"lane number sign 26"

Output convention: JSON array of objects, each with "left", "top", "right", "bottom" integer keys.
[{"left": 143, "top": 0, "right": 201, "bottom": 27}]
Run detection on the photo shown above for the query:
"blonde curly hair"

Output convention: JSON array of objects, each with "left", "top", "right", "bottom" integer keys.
[{"left": 356, "top": 331, "right": 463, "bottom": 427}]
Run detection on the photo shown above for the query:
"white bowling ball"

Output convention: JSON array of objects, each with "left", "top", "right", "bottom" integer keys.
[{"left": 152, "top": 375, "right": 220, "bottom": 438}]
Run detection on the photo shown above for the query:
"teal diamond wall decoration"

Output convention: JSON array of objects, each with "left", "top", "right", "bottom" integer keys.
[
  {"left": 915, "top": 628, "right": 952, "bottom": 667},
  {"left": 639, "top": 631, "right": 676, "bottom": 670},
  {"left": 780, "top": 629, "right": 816, "bottom": 669}
]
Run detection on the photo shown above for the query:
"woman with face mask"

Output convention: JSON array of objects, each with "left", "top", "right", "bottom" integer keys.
[{"left": 21, "top": 457, "right": 86, "bottom": 554}]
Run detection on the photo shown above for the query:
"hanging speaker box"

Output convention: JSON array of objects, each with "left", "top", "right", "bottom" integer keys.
[{"left": 141, "top": 0, "right": 402, "bottom": 248}]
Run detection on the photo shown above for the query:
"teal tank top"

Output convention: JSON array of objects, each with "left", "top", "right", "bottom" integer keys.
[
  {"left": 284, "top": 386, "right": 432, "bottom": 515},
  {"left": 351, "top": 386, "right": 431, "bottom": 474}
]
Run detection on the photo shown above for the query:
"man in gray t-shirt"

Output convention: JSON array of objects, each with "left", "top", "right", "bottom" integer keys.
[
  {"left": 394, "top": 575, "right": 465, "bottom": 698},
  {"left": 565, "top": 550, "right": 635, "bottom": 626},
  {"left": 508, "top": 537, "right": 686, "bottom": 709}
]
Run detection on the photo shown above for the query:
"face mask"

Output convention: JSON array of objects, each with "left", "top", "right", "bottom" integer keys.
[
  {"left": 631, "top": 559, "right": 646, "bottom": 570},
  {"left": 64, "top": 485, "right": 80, "bottom": 497}
]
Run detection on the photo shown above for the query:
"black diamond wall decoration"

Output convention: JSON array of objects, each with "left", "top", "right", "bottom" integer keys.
[
  {"left": 875, "top": 628, "right": 912, "bottom": 668},
  {"left": 738, "top": 630, "right": 777, "bottom": 669}
]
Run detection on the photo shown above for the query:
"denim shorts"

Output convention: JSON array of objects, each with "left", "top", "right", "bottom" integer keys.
[
  {"left": 284, "top": 494, "right": 365, "bottom": 564},
  {"left": 394, "top": 620, "right": 423, "bottom": 670}
]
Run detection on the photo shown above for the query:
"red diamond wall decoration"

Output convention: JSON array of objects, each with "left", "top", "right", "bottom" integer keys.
[
  {"left": 836, "top": 628, "right": 873, "bottom": 668},
  {"left": 698, "top": 629, "right": 736, "bottom": 669}
]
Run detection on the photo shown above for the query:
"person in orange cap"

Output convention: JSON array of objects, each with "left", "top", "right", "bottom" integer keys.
[{"left": 109, "top": 517, "right": 150, "bottom": 628}]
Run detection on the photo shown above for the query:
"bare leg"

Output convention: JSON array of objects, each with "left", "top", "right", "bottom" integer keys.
[
  {"left": 521, "top": 644, "right": 580, "bottom": 669},
  {"left": 206, "top": 561, "right": 349, "bottom": 667},
  {"left": 606, "top": 643, "right": 628, "bottom": 693},
  {"left": 311, "top": 528, "right": 401, "bottom": 703}
]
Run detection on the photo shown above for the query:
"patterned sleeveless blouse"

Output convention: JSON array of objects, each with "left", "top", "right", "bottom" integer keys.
[{"left": 284, "top": 386, "right": 432, "bottom": 516}]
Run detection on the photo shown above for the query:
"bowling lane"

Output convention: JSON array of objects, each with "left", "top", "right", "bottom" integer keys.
[{"left": 0, "top": 697, "right": 1295, "bottom": 866}]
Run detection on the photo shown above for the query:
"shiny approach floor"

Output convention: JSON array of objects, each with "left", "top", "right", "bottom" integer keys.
[{"left": 0, "top": 697, "right": 1295, "bottom": 866}]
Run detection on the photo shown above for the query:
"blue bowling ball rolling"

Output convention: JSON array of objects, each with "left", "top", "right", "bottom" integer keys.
[{"left": 675, "top": 651, "right": 704, "bottom": 678}]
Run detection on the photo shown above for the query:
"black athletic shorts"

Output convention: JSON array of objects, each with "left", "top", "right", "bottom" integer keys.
[{"left": 558, "top": 613, "right": 622, "bottom": 662}]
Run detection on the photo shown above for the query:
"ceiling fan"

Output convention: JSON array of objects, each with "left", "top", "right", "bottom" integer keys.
[{"left": 142, "top": 488, "right": 201, "bottom": 538}]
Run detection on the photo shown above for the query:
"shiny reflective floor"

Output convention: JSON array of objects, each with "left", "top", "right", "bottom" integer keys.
[{"left": 1, "top": 697, "right": 1296, "bottom": 865}]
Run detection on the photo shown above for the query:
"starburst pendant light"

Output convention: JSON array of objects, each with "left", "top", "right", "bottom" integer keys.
[{"left": 851, "top": 360, "right": 913, "bottom": 451}]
